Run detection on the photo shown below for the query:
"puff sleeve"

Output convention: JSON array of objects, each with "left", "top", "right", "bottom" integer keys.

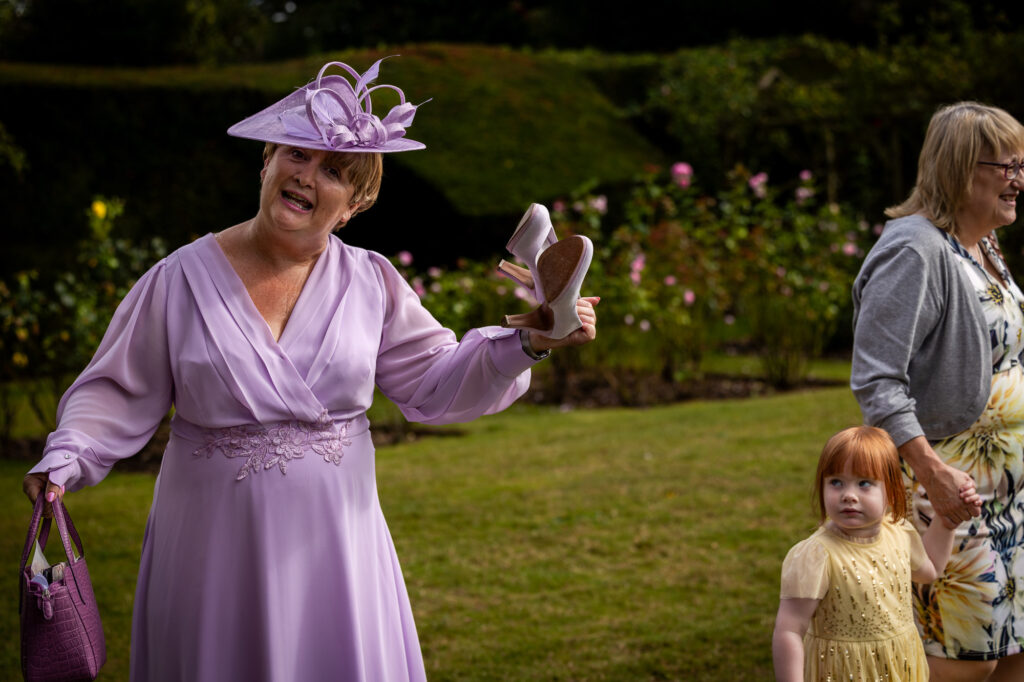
[
  {"left": 899, "top": 518, "right": 929, "bottom": 572},
  {"left": 780, "top": 536, "right": 830, "bottom": 600}
]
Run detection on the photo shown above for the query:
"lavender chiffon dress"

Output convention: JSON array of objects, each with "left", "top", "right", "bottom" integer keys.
[{"left": 29, "top": 233, "right": 537, "bottom": 681}]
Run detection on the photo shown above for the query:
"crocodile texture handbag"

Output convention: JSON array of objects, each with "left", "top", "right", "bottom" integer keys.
[{"left": 19, "top": 493, "right": 106, "bottom": 681}]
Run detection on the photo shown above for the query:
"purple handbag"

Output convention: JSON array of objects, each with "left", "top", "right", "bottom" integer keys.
[{"left": 19, "top": 493, "right": 106, "bottom": 682}]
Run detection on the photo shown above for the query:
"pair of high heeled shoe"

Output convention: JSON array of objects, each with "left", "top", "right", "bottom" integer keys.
[{"left": 497, "top": 203, "right": 593, "bottom": 340}]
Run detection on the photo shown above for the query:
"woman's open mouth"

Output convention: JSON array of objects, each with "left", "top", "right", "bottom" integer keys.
[{"left": 282, "top": 190, "right": 313, "bottom": 211}]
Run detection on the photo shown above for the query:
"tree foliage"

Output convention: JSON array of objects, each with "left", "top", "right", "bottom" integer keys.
[{"left": 4, "top": 0, "right": 1024, "bottom": 66}]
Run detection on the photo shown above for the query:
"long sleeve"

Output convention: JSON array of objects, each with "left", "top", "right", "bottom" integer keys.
[
  {"left": 369, "top": 252, "right": 537, "bottom": 425},
  {"left": 851, "top": 245, "right": 940, "bottom": 446},
  {"left": 28, "top": 260, "right": 174, "bottom": 490}
]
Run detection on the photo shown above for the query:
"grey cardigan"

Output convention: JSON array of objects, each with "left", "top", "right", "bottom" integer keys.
[{"left": 851, "top": 214, "right": 991, "bottom": 446}]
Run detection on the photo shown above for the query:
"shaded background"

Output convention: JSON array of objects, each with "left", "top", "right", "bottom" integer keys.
[{"left": 5, "top": 0, "right": 1024, "bottom": 279}]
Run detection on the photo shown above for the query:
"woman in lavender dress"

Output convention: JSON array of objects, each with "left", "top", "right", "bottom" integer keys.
[{"left": 22, "top": 60, "right": 598, "bottom": 681}]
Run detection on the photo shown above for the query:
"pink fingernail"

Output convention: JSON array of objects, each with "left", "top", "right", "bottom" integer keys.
[
  {"left": 46, "top": 492, "right": 55, "bottom": 502},
  {"left": 60, "top": 485, "right": 65, "bottom": 494}
]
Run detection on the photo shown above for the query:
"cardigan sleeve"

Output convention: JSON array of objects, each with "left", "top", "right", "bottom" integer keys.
[{"left": 851, "top": 244, "right": 943, "bottom": 446}]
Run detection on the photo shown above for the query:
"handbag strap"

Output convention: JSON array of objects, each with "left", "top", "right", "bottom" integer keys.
[
  {"left": 18, "top": 492, "right": 47, "bottom": 576},
  {"left": 49, "top": 497, "right": 84, "bottom": 564},
  {"left": 19, "top": 494, "right": 84, "bottom": 575}
]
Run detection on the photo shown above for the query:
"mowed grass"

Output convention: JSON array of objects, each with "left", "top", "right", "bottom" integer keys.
[{"left": 0, "top": 386, "right": 861, "bottom": 680}]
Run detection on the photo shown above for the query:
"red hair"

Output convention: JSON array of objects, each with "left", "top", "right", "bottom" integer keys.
[{"left": 813, "top": 426, "right": 906, "bottom": 522}]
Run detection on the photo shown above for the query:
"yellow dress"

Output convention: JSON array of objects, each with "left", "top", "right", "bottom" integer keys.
[{"left": 781, "top": 519, "right": 929, "bottom": 681}]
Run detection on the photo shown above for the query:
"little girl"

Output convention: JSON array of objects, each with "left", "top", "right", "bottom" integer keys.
[{"left": 772, "top": 426, "right": 980, "bottom": 682}]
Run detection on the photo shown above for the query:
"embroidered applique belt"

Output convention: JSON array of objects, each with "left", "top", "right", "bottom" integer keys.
[{"left": 179, "top": 413, "right": 369, "bottom": 481}]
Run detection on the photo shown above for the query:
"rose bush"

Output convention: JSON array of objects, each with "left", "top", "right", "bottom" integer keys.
[
  {"left": 0, "top": 197, "right": 166, "bottom": 438},
  {"left": 394, "top": 162, "right": 869, "bottom": 390}
]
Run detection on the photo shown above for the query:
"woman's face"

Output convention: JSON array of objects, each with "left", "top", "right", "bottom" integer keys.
[
  {"left": 258, "top": 146, "right": 360, "bottom": 235},
  {"left": 958, "top": 151, "right": 1024, "bottom": 236}
]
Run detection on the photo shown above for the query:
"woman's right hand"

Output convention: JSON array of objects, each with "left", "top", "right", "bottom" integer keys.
[
  {"left": 23, "top": 473, "right": 65, "bottom": 517},
  {"left": 900, "top": 436, "right": 980, "bottom": 527},
  {"left": 925, "top": 462, "right": 981, "bottom": 528}
]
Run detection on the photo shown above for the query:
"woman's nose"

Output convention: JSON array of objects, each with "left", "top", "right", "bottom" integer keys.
[{"left": 294, "top": 164, "right": 315, "bottom": 187}]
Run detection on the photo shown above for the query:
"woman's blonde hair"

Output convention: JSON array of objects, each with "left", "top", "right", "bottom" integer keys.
[
  {"left": 886, "top": 102, "right": 1024, "bottom": 235},
  {"left": 262, "top": 142, "right": 383, "bottom": 220},
  {"left": 813, "top": 426, "right": 906, "bottom": 523}
]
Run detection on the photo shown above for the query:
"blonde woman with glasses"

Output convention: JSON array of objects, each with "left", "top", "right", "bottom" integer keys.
[{"left": 852, "top": 102, "right": 1024, "bottom": 681}]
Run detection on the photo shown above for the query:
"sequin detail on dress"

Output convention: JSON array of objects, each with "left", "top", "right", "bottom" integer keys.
[{"left": 192, "top": 413, "right": 354, "bottom": 481}]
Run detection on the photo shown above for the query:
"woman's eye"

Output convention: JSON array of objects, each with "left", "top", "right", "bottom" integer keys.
[{"left": 325, "top": 166, "right": 340, "bottom": 178}]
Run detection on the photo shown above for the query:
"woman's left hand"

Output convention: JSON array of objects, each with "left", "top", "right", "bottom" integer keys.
[{"left": 530, "top": 296, "right": 599, "bottom": 352}]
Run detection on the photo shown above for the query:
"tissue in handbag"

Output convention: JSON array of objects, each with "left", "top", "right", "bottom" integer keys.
[{"left": 20, "top": 496, "right": 106, "bottom": 682}]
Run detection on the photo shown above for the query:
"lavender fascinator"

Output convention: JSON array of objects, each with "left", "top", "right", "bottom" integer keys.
[{"left": 227, "top": 58, "right": 427, "bottom": 153}]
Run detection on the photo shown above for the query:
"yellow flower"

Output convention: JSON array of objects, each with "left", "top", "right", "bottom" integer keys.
[
  {"left": 12, "top": 352, "right": 28, "bottom": 367},
  {"left": 940, "top": 370, "right": 1024, "bottom": 492},
  {"left": 91, "top": 200, "right": 107, "bottom": 219},
  {"left": 15, "top": 327, "right": 28, "bottom": 341},
  {"left": 933, "top": 545, "right": 999, "bottom": 653}
]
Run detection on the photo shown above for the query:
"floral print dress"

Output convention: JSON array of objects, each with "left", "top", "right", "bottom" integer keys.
[{"left": 908, "top": 232, "right": 1024, "bottom": 660}]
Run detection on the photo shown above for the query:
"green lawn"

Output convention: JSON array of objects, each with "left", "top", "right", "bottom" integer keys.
[{"left": 1, "top": 386, "right": 862, "bottom": 680}]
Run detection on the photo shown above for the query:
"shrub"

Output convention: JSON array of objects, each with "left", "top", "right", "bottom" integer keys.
[{"left": 0, "top": 197, "right": 166, "bottom": 438}]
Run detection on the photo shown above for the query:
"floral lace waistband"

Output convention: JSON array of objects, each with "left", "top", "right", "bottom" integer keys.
[{"left": 173, "top": 413, "right": 370, "bottom": 482}]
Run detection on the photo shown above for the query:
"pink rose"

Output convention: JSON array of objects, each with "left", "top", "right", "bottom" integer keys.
[
  {"left": 397, "top": 251, "right": 413, "bottom": 266},
  {"left": 749, "top": 172, "right": 768, "bottom": 199},
  {"left": 671, "top": 162, "right": 693, "bottom": 177}
]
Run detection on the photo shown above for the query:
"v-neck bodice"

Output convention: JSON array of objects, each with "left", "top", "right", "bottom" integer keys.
[
  {"left": 173, "top": 233, "right": 380, "bottom": 427},
  {"left": 206, "top": 234, "right": 327, "bottom": 346}
]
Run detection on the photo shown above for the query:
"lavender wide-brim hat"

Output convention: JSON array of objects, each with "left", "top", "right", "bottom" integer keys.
[{"left": 227, "top": 57, "right": 427, "bottom": 153}]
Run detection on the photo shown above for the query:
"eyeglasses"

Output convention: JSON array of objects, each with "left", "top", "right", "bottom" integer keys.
[{"left": 978, "top": 160, "right": 1024, "bottom": 180}]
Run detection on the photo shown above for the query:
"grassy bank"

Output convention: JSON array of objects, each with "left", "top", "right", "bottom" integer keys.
[{"left": 1, "top": 385, "right": 860, "bottom": 679}]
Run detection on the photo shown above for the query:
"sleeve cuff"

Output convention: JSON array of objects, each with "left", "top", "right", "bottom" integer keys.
[
  {"left": 27, "top": 452, "right": 82, "bottom": 489},
  {"left": 878, "top": 411, "right": 925, "bottom": 448},
  {"left": 484, "top": 328, "right": 541, "bottom": 377}
]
